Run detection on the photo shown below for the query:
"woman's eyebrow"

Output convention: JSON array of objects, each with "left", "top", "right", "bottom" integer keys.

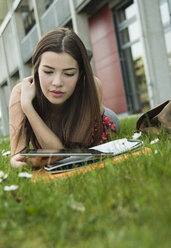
[
  {"left": 42, "top": 65, "right": 77, "bottom": 71},
  {"left": 42, "top": 65, "right": 55, "bottom": 69},
  {"left": 63, "top": 67, "right": 77, "bottom": 71}
]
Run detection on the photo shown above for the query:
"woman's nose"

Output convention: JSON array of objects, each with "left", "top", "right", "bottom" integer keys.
[{"left": 52, "top": 74, "right": 63, "bottom": 86}]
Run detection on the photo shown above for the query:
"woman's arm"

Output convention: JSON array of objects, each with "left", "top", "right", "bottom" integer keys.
[
  {"left": 9, "top": 83, "right": 28, "bottom": 154},
  {"left": 21, "top": 76, "right": 64, "bottom": 150},
  {"left": 9, "top": 83, "right": 28, "bottom": 168},
  {"left": 9, "top": 77, "right": 64, "bottom": 168}
]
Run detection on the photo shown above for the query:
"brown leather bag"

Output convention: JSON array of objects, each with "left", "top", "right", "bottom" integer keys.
[{"left": 136, "top": 100, "right": 171, "bottom": 136}]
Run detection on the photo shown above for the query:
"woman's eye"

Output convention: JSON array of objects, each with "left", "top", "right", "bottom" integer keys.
[
  {"left": 44, "top": 71, "right": 53, "bottom": 74},
  {"left": 64, "top": 73, "right": 75, "bottom": 77}
]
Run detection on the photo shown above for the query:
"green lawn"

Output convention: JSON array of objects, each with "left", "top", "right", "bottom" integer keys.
[{"left": 0, "top": 117, "right": 171, "bottom": 248}]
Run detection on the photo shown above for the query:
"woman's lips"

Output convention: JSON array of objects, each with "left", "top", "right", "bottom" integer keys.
[{"left": 50, "top": 90, "right": 64, "bottom": 97}]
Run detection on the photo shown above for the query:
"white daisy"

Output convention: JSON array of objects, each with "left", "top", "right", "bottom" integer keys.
[
  {"left": 18, "top": 172, "right": 32, "bottom": 178},
  {"left": 4, "top": 185, "right": 19, "bottom": 191},
  {"left": 150, "top": 138, "right": 159, "bottom": 145},
  {"left": 2, "top": 151, "right": 11, "bottom": 156},
  {"left": 0, "top": 171, "right": 8, "bottom": 183}
]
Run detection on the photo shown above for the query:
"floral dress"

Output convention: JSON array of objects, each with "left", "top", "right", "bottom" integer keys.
[{"left": 91, "top": 114, "right": 116, "bottom": 144}]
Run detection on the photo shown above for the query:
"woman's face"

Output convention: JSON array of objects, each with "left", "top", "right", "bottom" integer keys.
[{"left": 38, "top": 51, "right": 79, "bottom": 105}]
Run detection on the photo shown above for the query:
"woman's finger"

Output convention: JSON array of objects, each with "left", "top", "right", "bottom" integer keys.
[
  {"left": 12, "top": 161, "right": 27, "bottom": 168},
  {"left": 22, "top": 76, "right": 34, "bottom": 84},
  {"left": 15, "top": 155, "right": 25, "bottom": 161}
]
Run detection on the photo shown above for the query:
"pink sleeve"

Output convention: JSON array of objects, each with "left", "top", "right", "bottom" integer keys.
[{"left": 9, "top": 83, "right": 29, "bottom": 155}]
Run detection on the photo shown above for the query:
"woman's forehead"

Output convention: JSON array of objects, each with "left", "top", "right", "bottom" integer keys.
[{"left": 40, "top": 51, "right": 78, "bottom": 69}]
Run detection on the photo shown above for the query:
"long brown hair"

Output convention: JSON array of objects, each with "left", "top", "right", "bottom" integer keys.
[{"left": 30, "top": 27, "right": 102, "bottom": 148}]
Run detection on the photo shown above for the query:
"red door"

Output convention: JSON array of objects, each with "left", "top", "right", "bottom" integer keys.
[{"left": 89, "top": 5, "right": 127, "bottom": 113}]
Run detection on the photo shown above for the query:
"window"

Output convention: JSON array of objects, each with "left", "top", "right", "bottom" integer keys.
[
  {"left": 20, "top": 4, "right": 36, "bottom": 34},
  {"left": 45, "top": 0, "right": 54, "bottom": 9},
  {"left": 113, "top": 0, "right": 150, "bottom": 113},
  {"left": 160, "top": 0, "right": 171, "bottom": 71},
  {"left": 23, "top": 9, "right": 36, "bottom": 34}
]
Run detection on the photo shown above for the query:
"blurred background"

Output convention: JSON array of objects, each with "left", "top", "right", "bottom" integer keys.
[{"left": 0, "top": 0, "right": 171, "bottom": 136}]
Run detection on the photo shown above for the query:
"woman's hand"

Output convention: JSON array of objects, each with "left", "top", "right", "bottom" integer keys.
[
  {"left": 10, "top": 154, "right": 48, "bottom": 168},
  {"left": 10, "top": 154, "right": 28, "bottom": 168},
  {"left": 21, "top": 76, "right": 36, "bottom": 113},
  {"left": 10, "top": 154, "right": 60, "bottom": 168},
  {"left": 28, "top": 156, "right": 63, "bottom": 167}
]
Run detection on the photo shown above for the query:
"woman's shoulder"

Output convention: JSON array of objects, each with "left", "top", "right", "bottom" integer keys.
[
  {"left": 94, "top": 76, "right": 102, "bottom": 87},
  {"left": 10, "top": 82, "right": 22, "bottom": 98},
  {"left": 11, "top": 82, "right": 22, "bottom": 94},
  {"left": 94, "top": 76, "right": 104, "bottom": 115},
  {"left": 9, "top": 83, "right": 22, "bottom": 107},
  {"left": 93, "top": 76, "right": 102, "bottom": 96}
]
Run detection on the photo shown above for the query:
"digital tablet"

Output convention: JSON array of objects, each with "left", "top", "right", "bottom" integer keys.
[
  {"left": 19, "top": 148, "right": 109, "bottom": 157},
  {"left": 19, "top": 139, "right": 143, "bottom": 173}
]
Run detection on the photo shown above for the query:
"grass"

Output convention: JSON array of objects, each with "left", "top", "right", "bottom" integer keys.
[{"left": 0, "top": 117, "right": 171, "bottom": 248}]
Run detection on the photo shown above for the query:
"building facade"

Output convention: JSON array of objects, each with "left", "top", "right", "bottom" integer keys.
[{"left": 0, "top": 0, "right": 171, "bottom": 136}]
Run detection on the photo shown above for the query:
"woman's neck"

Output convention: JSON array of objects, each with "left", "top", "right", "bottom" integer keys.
[{"left": 48, "top": 102, "right": 64, "bottom": 115}]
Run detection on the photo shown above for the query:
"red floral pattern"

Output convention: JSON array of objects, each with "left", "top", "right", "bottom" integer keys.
[{"left": 91, "top": 115, "right": 116, "bottom": 144}]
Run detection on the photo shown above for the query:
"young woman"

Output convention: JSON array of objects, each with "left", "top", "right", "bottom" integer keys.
[{"left": 9, "top": 27, "right": 120, "bottom": 168}]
